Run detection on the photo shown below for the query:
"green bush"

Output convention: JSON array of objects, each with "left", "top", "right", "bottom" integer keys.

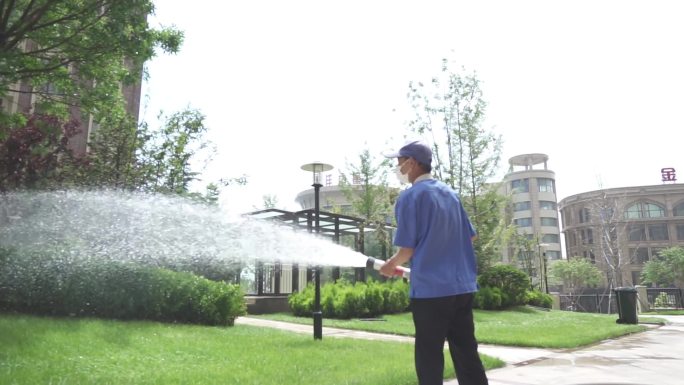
[
  {"left": 525, "top": 290, "right": 553, "bottom": 309},
  {"left": 478, "top": 264, "right": 530, "bottom": 308},
  {"left": 383, "top": 279, "right": 410, "bottom": 313},
  {"left": 0, "top": 249, "right": 246, "bottom": 326},
  {"left": 288, "top": 278, "right": 409, "bottom": 319},
  {"left": 473, "top": 286, "right": 502, "bottom": 310}
]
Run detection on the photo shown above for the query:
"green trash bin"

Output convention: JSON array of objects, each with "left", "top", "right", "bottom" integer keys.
[{"left": 614, "top": 287, "right": 638, "bottom": 324}]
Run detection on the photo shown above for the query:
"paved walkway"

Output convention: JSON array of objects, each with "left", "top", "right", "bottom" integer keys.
[{"left": 236, "top": 315, "right": 684, "bottom": 385}]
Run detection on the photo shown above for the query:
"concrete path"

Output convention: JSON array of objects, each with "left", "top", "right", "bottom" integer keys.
[
  {"left": 471, "top": 315, "right": 684, "bottom": 385},
  {"left": 236, "top": 315, "right": 684, "bottom": 385}
]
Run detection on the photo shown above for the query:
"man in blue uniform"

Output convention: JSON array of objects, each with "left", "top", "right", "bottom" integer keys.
[{"left": 380, "top": 140, "right": 488, "bottom": 385}]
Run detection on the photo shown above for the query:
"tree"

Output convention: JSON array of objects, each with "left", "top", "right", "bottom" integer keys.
[
  {"left": 137, "top": 109, "right": 211, "bottom": 194},
  {"left": 0, "top": 113, "right": 84, "bottom": 191},
  {"left": 550, "top": 257, "right": 602, "bottom": 294},
  {"left": 0, "top": 0, "right": 183, "bottom": 120},
  {"left": 0, "top": 108, "right": 244, "bottom": 198},
  {"left": 509, "top": 232, "right": 538, "bottom": 283},
  {"left": 585, "top": 192, "right": 632, "bottom": 288},
  {"left": 641, "top": 246, "right": 684, "bottom": 287},
  {"left": 261, "top": 194, "right": 278, "bottom": 209},
  {"left": 339, "top": 148, "right": 395, "bottom": 259},
  {"left": 407, "top": 58, "right": 508, "bottom": 270}
]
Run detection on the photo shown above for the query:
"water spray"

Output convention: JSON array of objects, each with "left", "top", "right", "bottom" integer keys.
[{"left": 366, "top": 257, "right": 410, "bottom": 279}]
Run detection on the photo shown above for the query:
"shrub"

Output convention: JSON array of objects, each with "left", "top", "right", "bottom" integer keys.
[
  {"left": 288, "top": 278, "right": 409, "bottom": 319},
  {"left": 525, "top": 290, "right": 553, "bottom": 309},
  {"left": 0, "top": 249, "right": 246, "bottom": 326},
  {"left": 473, "top": 286, "right": 502, "bottom": 310},
  {"left": 383, "top": 279, "right": 410, "bottom": 313},
  {"left": 478, "top": 264, "right": 530, "bottom": 308}
]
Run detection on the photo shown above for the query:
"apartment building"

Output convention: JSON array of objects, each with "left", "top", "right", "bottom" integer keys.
[{"left": 559, "top": 182, "right": 684, "bottom": 287}]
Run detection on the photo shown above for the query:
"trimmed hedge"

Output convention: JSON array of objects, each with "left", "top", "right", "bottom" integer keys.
[
  {"left": 289, "top": 279, "right": 409, "bottom": 319},
  {"left": 0, "top": 248, "right": 246, "bottom": 326}
]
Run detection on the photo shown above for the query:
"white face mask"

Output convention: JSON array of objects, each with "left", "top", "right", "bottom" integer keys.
[{"left": 394, "top": 162, "right": 410, "bottom": 185}]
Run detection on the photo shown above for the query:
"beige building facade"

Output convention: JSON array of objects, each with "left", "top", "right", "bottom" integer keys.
[
  {"left": 559, "top": 183, "right": 684, "bottom": 287},
  {"left": 500, "top": 154, "right": 563, "bottom": 262}
]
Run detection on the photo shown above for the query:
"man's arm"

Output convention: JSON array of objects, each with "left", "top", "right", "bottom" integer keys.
[{"left": 379, "top": 247, "right": 414, "bottom": 277}]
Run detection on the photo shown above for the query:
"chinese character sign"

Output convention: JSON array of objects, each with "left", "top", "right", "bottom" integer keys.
[{"left": 661, "top": 167, "right": 677, "bottom": 183}]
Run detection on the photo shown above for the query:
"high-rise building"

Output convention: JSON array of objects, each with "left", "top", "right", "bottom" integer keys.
[{"left": 499, "top": 154, "right": 563, "bottom": 276}]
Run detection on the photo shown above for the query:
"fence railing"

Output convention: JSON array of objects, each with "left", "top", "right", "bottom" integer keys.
[
  {"left": 559, "top": 287, "right": 683, "bottom": 313},
  {"left": 559, "top": 294, "right": 617, "bottom": 314},
  {"left": 646, "top": 288, "right": 684, "bottom": 309}
]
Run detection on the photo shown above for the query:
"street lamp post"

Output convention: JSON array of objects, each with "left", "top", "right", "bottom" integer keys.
[
  {"left": 301, "top": 162, "right": 333, "bottom": 340},
  {"left": 538, "top": 243, "right": 550, "bottom": 294}
]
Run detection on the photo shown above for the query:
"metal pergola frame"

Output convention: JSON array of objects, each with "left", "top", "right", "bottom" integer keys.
[{"left": 242, "top": 208, "right": 395, "bottom": 295}]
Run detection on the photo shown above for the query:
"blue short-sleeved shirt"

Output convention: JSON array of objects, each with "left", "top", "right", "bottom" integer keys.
[{"left": 393, "top": 177, "right": 479, "bottom": 298}]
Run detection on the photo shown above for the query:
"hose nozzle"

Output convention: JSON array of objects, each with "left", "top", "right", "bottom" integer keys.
[{"left": 366, "top": 257, "right": 410, "bottom": 279}]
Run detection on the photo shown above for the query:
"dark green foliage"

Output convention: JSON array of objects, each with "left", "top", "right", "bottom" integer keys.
[
  {"left": 524, "top": 290, "right": 553, "bottom": 309},
  {"left": 0, "top": 114, "right": 86, "bottom": 191},
  {"left": 473, "top": 286, "right": 502, "bottom": 310},
  {"left": 289, "top": 279, "right": 409, "bottom": 319},
  {"left": 0, "top": 0, "right": 183, "bottom": 120},
  {"left": 478, "top": 264, "right": 531, "bottom": 308},
  {"left": 0, "top": 248, "right": 245, "bottom": 326}
]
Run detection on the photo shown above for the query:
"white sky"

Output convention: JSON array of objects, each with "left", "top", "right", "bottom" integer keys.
[{"left": 142, "top": 0, "right": 684, "bottom": 215}]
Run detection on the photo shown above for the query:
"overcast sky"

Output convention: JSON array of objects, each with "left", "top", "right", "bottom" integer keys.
[{"left": 142, "top": 0, "right": 684, "bottom": 215}]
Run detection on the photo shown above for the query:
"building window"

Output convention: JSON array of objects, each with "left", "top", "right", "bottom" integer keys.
[
  {"left": 677, "top": 224, "right": 684, "bottom": 240},
  {"left": 628, "top": 224, "right": 646, "bottom": 242},
  {"left": 539, "top": 201, "right": 556, "bottom": 211},
  {"left": 625, "top": 202, "right": 666, "bottom": 219},
  {"left": 566, "top": 232, "right": 576, "bottom": 247},
  {"left": 629, "top": 248, "right": 649, "bottom": 264},
  {"left": 514, "top": 201, "right": 531, "bottom": 211},
  {"left": 514, "top": 218, "right": 532, "bottom": 227},
  {"left": 563, "top": 209, "right": 573, "bottom": 226},
  {"left": 674, "top": 202, "right": 684, "bottom": 216},
  {"left": 546, "top": 250, "right": 561, "bottom": 259},
  {"left": 648, "top": 224, "right": 669, "bottom": 241},
  {"left": 540, "top": 217, "right": 558, "bottom": 227},
  {"left": 631, "top": 271, "right": 642, "bottom": 286},
  {"left": 580, "top": 229, "right": 594, "bottom": 244},
  {"left": 511, "top": 179, "right": 529, "bottom": 193},
  {"left": 578, "top": 208, "right": 590, "bottom": 223},
  {"left": 537, "top": 178, "right": 555, "bottom": 193},
  {"left": 651, "top": 247, "right": 665, "bottom": 258},
  {"left": 542, "top": 234, "right": 560, "bottom": 243}
]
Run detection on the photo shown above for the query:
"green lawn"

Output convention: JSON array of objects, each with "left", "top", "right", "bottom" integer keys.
[
  {"left": 0, "top": 313, "right": 503, "bottom": 385},
  {"left": 256, "top": 306, "right": 647, "bottom": 348},
  {"left": 642, "top": 309, "right": 684, "bottom": 315}
]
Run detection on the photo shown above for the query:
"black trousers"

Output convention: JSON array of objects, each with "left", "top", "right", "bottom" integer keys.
[{"left": 411, "top": 293, "right": 488, "bottom": 385}]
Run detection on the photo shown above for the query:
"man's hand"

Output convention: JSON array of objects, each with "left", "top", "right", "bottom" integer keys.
[
  {"left": 379, "top": 247, "right": 414, "bottom": 277},
  {"left": 379, "top": 259, "right": 398, "bottom": 277}
]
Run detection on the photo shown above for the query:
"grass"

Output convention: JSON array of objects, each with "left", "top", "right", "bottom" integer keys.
[
  {"left": 256, "top": 306, "right": 648, "bottom": 349},
  {"left": 642, "top": 309, "right": 684, "bottom": 315},
  {"left": 0, "top": 313, "right": 504, "bottom": 385}
]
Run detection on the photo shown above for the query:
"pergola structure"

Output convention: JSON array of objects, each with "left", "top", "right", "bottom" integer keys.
[{"left": 242, "top": 208, "right": 395, "bottom": 296}]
